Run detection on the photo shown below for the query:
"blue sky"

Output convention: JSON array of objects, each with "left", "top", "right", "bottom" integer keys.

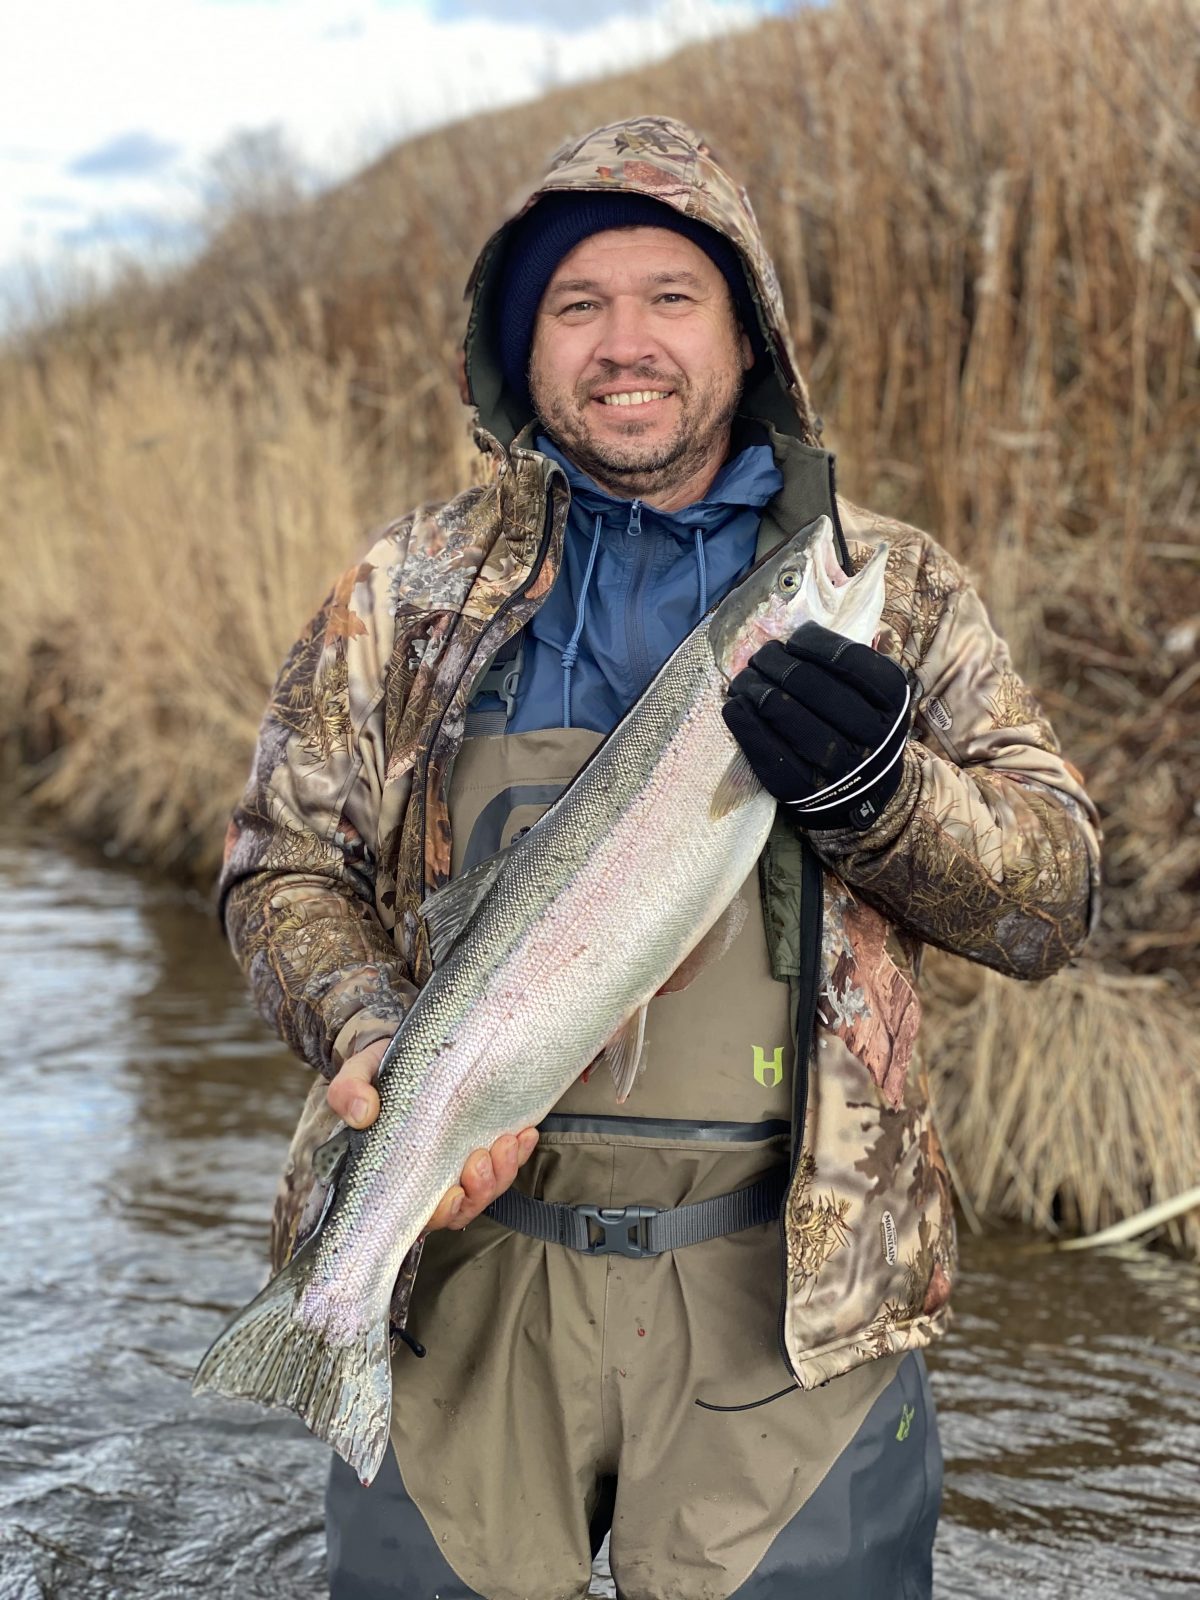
[{"left": 0, "top": 0, "right": 789, "bottom": 326}]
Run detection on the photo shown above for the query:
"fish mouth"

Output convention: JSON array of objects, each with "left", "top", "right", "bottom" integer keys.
[{"left": 708, "top": 515, "right": 888, "bottom": 678}]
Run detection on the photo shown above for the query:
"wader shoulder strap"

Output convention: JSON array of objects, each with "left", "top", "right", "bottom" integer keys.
[
  {"left": 464, "top": 632, "right": 524, "bottom": 736},
  {"left": 485, "top": 1169, "right": 786, "bottom": 1258}
]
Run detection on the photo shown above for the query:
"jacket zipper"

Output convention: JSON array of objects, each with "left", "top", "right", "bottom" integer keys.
[
  {"left": 776, "top": 835, "right": 824, "bottom": 1379},
  {"left": 623, "top": 500, "right": 659, "bottom": 694},
  {"left": 770, "top": 459, "right": 853, "bottom": 1377},
  {"left": 826, "top": 456, "right": 853, "bottom": 574}
]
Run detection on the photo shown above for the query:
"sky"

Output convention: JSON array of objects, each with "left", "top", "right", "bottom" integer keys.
[{"left": 0, "top": 0, "right": 788, "bottom": 328}]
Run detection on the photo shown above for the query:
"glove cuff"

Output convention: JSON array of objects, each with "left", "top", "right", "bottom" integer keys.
[{"left": 785, "top": 683, "right": 912, "bottom": 831}]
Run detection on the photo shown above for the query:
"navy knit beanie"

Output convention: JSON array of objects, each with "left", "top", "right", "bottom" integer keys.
[{"left": 497, "top": 191, "right": 761, "bottom": 403}]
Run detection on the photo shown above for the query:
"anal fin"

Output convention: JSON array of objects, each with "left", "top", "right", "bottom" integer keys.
[{"left": 389, "top": 1236, "right": 426, "bottom": 1357}]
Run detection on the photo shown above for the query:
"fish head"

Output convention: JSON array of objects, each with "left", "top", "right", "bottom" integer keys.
[{"left": 708, "top": 514, "right": 888, "bottom": 680}]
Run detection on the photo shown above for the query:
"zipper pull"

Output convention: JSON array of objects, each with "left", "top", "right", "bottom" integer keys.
[{"left": 627, "top": 499, "right": 643, "bottom": 538}]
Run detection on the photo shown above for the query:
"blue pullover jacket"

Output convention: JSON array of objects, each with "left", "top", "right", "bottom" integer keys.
[{"left": 502, "top": 432, "right": 783, "bottom": 736}]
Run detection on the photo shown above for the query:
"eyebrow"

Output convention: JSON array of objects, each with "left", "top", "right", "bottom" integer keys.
[{"left": 546, "top": 269, "right": 708, "bottom": 295}]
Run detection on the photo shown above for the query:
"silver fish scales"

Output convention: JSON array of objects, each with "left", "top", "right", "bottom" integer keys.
[{"left": 193, "top": 514, "right": 888, "bottom": 1483}]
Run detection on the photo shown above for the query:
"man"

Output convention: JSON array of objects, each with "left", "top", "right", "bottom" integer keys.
[{"left": 219, "top": 117, "right": 1099, "bottom": 1599}]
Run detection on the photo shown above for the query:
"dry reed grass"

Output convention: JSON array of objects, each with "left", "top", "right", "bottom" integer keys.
[
  {"left": 1, "top": 0, "right": 1196, "bottom": 1243},
  {"left": 924, "top": 953, "right": 1200, "bottom": 1256}
]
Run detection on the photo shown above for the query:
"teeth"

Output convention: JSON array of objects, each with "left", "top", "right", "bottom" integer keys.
[{"left": 600, "top": 390, "right": 670, "bottom": 407}]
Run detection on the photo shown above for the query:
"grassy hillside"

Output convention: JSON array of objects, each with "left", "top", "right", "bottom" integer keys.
[{"left": 2, "top": 0, "right": 1196, "bottom": 1248}]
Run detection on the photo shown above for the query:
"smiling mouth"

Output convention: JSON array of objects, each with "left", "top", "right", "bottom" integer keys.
[{"left": 594, "top": 389, "right": 674, "bottom": 408}]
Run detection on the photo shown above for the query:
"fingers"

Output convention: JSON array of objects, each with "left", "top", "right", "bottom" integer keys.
[
  {"left": 326, "top": 1036, "right": 389, "bottom": 1129},
  {"left": 723, "top": 683, "right": 847, "bottom": 795},
  {"left": 723, "top": 696, "right": 818, "bottom": 799},
  {"left": 781, "top": 624, "right": 909, "bottom": 711},
  {"left": 426, "top": 1126, "right": 540, "bottom": 1233},
  {"left": 735, "top": 645, "right": 890, "bottom": 746},
  {"left": 425, "top": 1184, "right": 468, "bottom": 1232}
]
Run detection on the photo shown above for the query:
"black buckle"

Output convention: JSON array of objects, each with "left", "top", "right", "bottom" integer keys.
[
  {"left": 574, "top": 1203, "right": 661, "bottom": 1257},
  {"left": 477, "top": 638, "right": 524, "bottom": 720}
]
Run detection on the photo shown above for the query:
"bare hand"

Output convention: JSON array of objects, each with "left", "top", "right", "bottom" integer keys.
[
  {"left": 326, "top": 1037, "right": 390, "bottom": 1130},
  {"left": 326, "top": 1039, "right": 540, "bottom": 1232},
  {"left": 424, "top": 1128, "right": 540, "bottom": 1231}
]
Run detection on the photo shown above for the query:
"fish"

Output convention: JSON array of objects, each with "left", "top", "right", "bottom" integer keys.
[{"left": 192, "top": 513, "right": 888, "bottom": 1483}]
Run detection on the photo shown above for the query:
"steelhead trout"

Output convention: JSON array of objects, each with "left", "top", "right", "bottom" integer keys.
[{"left": 193, "top": 514, "right": 888, "bottom": 1482}]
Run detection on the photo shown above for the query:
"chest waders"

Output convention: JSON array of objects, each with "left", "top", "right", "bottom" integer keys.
[{"left": 326, "top": 702, "right": 942, "bottom": 1600}]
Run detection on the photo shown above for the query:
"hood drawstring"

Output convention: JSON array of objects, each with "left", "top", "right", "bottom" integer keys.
[
  {"left": 560, "top": 512, "right": 604, "bottom": 729},
  {"left": 693, "top": 528, "right": 708, "bottom": 619}
]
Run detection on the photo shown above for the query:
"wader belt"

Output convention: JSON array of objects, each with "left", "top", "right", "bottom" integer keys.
[{"left": 484, "top": 1168, "right": 786, "bottom": 1258}]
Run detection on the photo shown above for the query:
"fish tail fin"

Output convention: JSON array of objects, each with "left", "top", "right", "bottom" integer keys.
[{"left": 192, "top": 1255, "right": 393, "bottom": 1485}]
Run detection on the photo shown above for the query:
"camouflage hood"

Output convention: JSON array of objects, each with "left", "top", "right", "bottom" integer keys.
[{"left": 462, "top": 115, "right": 821, "bottom": 451}]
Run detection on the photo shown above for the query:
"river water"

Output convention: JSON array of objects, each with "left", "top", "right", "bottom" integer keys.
[{"left": 1, "top": 830, "right": 1197, "bottom": 1599}]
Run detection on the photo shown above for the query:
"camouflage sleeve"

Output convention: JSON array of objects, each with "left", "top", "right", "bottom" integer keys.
[
  {"left": 218, "top": 519, "right": 420, "bottom": 1077},
  {"left": 810, "top": 531, "right": 1101, "bottom": 981}
]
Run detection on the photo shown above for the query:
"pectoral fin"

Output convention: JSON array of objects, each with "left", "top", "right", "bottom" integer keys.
[
  {"left": 709, "top": 749, "right": 760, "bottom": 820},
  {"left": 595, "top": 1005, "right": 649, "bottom": 1104},
  {"left": 657, "top": 895, "right": 748, "bottom": 995}
]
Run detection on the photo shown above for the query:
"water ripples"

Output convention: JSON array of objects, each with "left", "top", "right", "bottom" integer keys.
[{"left": 1, "top": 832, "right": 1196, "bottom": 1598}]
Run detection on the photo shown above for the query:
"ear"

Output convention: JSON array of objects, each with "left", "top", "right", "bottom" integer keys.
[{"left": 739, "top": 329, "right": 754, "bottom": 371}]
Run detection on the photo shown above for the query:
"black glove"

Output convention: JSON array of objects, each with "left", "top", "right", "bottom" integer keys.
[{"left": 722, "top": 621, "right": 913, "bottom": 831}]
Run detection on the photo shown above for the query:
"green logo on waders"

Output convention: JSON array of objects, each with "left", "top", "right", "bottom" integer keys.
[
  {"left": 896, "top": 1404, "right": 915, "bottom": 1442},
  {"left": 752, "top": 1046, "right": 784, "bottom": 1088}
]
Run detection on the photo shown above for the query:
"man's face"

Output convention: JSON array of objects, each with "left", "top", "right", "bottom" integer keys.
[{"left": 527, "top": 225, "right": 753, "bottom": 507}]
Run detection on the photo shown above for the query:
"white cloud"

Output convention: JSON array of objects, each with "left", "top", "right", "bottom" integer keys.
[{"left": 0, "top": 0, "right": 769, "bottom": 324}]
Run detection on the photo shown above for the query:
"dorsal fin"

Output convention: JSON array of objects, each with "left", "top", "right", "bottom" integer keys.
[{"left": 419, "top": 848, "right": 511, "bottom": 966}]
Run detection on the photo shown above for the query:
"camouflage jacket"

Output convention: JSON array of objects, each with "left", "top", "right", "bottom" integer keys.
[{"left": 220, "top": 117, "right": 1100, "bottom": 1390}]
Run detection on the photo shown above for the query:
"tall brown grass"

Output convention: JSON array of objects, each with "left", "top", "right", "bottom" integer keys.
[{"left": 1, "top": 0, "right": 1196, "bottom": 1246}]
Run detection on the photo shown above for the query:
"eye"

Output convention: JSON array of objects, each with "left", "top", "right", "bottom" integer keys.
[{"left": 778, "top": 568, "right": 800, "bottom": 594}]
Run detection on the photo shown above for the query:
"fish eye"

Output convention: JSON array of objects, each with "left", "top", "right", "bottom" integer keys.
[{"left": 778, "top": 568, "right": 800, "bottom": 593}]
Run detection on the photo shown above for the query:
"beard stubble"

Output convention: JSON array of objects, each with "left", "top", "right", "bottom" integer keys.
[{"left": 529, "top": 350, "right": 746, "bottom": 504}]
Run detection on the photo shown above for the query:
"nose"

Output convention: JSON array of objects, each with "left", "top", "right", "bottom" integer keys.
[{"left": 592, "top": 295, "right": 660, "bottom": 370}]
